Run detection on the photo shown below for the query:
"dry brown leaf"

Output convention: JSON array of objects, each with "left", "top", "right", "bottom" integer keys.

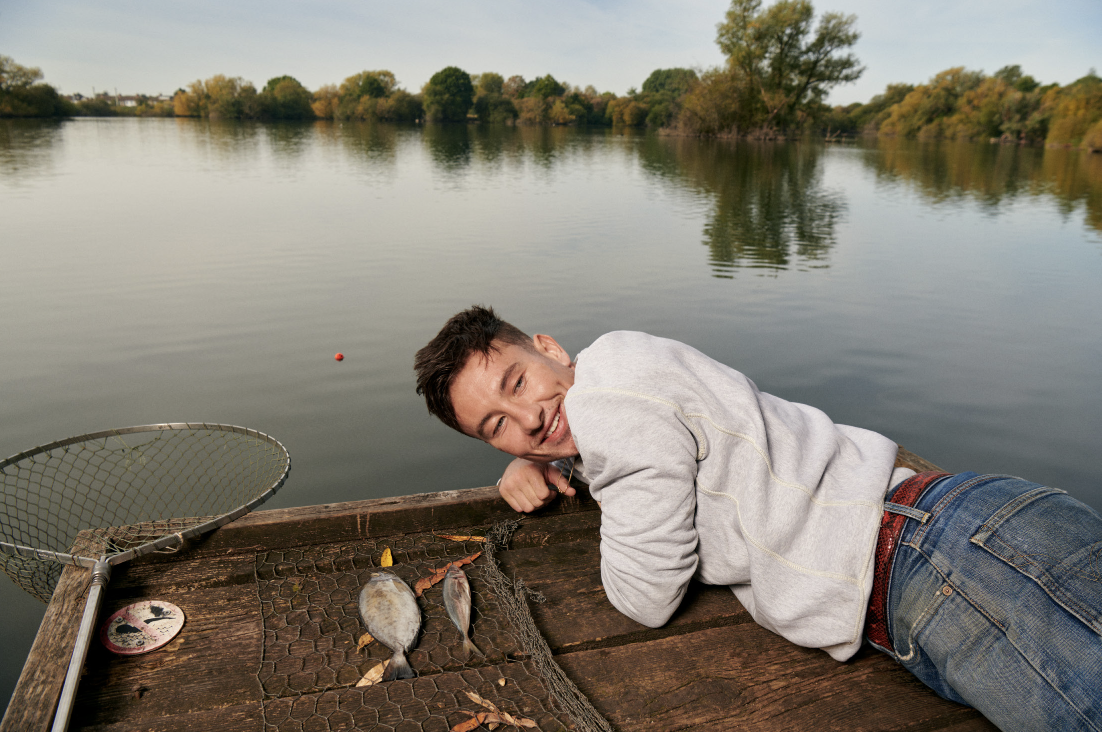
[
  {"left": 380, "top": 547, "right": 393, "bottom": 567},
  {"left": 465, "top": 691, "right": 500, "bottom": 713},
  {"left": 356, "top": 632, "right": 375, "bottom": 652},
  {"left": 355, "top": 661, "right": 387, "bottom": 687},
  {"left": 437, "top": 534, "right": 487, "bottom": 543},
  {"left": 413, "top": 552, "right": 483, "bottom": 597},
  {"left": 450, "top": 714, "right": 486, "bottom": 732},
  {"left": 454, "top": 693, "right": 536, "bottom": 730}
]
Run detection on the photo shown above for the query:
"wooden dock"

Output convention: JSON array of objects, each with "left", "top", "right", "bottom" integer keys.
[{"left": 2, "top": 447, "right": 996, "bottom": 731}]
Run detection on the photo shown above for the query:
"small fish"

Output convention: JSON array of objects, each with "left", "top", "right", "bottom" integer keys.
[
  {"left": 443, "top": 564, "right": 483, "bottom": 661},
  {"left": 358, "top": 571, "right": 421, "bottom": 681}
]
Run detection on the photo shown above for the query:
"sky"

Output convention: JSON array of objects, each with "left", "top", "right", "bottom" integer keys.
[{"left": 0, "top": 0, "right": 1098, "bottom": 105}]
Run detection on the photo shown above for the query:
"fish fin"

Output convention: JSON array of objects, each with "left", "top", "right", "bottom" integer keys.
[
  {"left": 463, "top": 637, "right": 484, "bottom": 660},
  {"left": 384, "top": 651, "right": 416, "bottom": 681}
]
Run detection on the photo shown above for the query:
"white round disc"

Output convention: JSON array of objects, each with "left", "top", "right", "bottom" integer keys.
[{"left": 100, "top": 600, "right": 185, "bottom": 655}]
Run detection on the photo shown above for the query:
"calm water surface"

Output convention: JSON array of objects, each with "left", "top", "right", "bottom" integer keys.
[{"left": 1, "top": 118, "right": 1100, "bottom": 704}]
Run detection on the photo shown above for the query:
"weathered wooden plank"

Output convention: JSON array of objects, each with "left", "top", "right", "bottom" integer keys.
[
  {"left": 148, "top": 486, "right": 599, "bottom": 560},
  {"left": 107, "top": 553, "right": 258, "bottom": 594},
  {"left": 498, "top": 537, "right": 753, "bottom": 651},
  {"left": 75, "top": 702, "right": 260, "bottom": 732},
  {"left": 69, "top": 582, "right": 261, "bottom": 730},
  {"left": 555, "top": 624, "right": 995, "bottom": 731},
  {"left": 896, "top": 445, "right": 944, "bottom": 473},
  {"left": 2, "top": 563, "right": 91, "bottom": 732}
]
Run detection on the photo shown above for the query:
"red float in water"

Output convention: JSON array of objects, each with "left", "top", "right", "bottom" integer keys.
[{"left": 335, "top": 353, "right": 344, "bottom": 361}]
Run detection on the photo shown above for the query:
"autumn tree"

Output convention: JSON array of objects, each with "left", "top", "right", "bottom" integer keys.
[
  {"left": 423, "top": 66, "right": 474, "bottom": 122},
  {"left": 716, "top": 0, "right": 863, "bottom": 130},
  {"left": 173, "top": 75, "right": 259, "bottom": 119},
  {"left": 474, "top": 72, "right": 505, "bottom": 97},
  {"left": 877, "top": 67, "right": 984, "bottom": 138},
  {"left": 337, "top": 71, "right": 399, "bottom": 119}
]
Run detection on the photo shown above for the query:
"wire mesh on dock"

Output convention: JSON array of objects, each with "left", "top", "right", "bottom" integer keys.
[{"left": 255, "top": 525, "right": 610, "bottom": 732}]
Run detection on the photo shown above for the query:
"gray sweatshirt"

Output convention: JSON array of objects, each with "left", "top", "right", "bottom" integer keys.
[{"left": 565, "top": 331, "right": 903, "bottom": 661}]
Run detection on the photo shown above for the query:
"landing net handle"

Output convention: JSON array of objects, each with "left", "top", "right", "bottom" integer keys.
[{"left": 0, "top": 422, "right": 291, "bottom": 732}]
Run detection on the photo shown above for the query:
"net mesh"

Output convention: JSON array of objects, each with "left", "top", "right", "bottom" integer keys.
[
  {"left": 256, "top": 521, "right": 612, "bottom": 732},
  {"left": 0, "top": 423, "right": 290, "bottom": 602}
]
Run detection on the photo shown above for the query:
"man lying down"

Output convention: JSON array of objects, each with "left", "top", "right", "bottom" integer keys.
[{"left": 413, "top": 305, "right": 1102, "bottom": 732}]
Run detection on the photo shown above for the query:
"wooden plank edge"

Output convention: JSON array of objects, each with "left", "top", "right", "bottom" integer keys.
[
  {"left": 2, "top": 563, "right": 91, "bottom": 732},
  {"left": 161, "top": 485, "right": 600, "bottom": 558}
]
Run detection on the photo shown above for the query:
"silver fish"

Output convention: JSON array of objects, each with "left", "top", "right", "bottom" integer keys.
[
  {"left": 359, "top": 571, "right": 420, "bottom": 680},
  {"left": 442, "top": 564, "right": 483, "bottom": 661}
]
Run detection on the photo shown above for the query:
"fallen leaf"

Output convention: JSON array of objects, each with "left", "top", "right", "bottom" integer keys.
[
  {"left": 355, "top": 662, "right": 387, "bottom": 687},
  {"left": 437, "top": 534, "right": 487, "bottom": 543},
  {"left": 453, "top": 693, "right": 537, "bottom": 730},
  {"left": 497, "top": 678, "right": 506, "bottom": 687},
  {"left": 450, "top": 715, "right": 487, "bottom": 732},
  {"left": 465, "top": 691, "right": 499, "bottom": 713},
  {"left": 413, "top": 552, "right": 482, "bottom": 597},
  {"left": 451, "top": 710, "right": 536, "bottom": 732},
  {"left": 380, "top": 547, "right": 393, "bottom": 567},
  {"left": 356, "top": 632, "right": 375, "bottom": 652}
]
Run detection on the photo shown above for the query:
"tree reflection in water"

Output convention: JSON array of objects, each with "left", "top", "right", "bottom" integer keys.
[
  {"left": 0, "top": 119, "right": 65, "bottom": 182},
  {"left": 640, "top": 136, "right": 844, "bottom": 276},
  {"left": 863, "top": 137, "right": 1102, "bottom": 234}
]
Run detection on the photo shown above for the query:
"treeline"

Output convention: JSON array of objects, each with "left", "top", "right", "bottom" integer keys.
[
  {"left": 825, "top": 66, "right": 1102, "bottom": 148},
  {"left": 3, "top": 0, "right": 1101, "bottom": 149},
  {"left": 154, "top": 67, "right": 696, "bottom": 128}
]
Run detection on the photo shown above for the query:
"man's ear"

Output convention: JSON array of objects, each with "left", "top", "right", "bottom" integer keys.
[{"left": 531, "top": 334, "right": 571, "bottom": 366}]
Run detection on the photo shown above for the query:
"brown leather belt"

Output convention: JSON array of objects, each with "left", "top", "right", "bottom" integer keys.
[{"left": 865, "top": 470, "right": 951, "bottom": 649}]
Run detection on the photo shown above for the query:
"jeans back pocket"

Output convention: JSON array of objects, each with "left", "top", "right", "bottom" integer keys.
[{"left": 971, "top": 485, "right": 1102, "bottom": 636}]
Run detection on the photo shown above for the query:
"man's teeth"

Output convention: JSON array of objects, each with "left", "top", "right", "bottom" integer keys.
[{"left": 549, "top": 413, "right": 560, "bottom": 435}]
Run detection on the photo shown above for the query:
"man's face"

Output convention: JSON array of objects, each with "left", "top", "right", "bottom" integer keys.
[{"left": 450, "top": 334, "right": 578, "bottom": 462}]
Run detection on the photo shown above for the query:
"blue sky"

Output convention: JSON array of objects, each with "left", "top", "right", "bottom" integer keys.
[{"left": 1, "top": 0, "right": 1098, "bottom": 104}]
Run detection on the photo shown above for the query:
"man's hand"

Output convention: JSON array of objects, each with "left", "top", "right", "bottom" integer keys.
[{"left": 498, "top": 458, "right": 576, "bottom": 513}]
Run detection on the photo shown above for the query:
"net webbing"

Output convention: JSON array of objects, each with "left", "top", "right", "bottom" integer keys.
[
  {"left": 255, "top": 521, "right": 613, "bottom": 732},
  {"left": 1, "top": 425, "right": 289, "bottom": 602}
]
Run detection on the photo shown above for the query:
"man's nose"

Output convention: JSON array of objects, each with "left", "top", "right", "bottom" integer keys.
[{"left": 519, "top": 404, "right": 543, "bottom": 433}]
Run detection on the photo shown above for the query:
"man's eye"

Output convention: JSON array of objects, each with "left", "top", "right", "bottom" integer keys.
[
  {"left": 514, "top": 376, "right": 524, "bottom": 393},
  {"left": 493, "top": 417, "right": 505, "bottom": 436}
]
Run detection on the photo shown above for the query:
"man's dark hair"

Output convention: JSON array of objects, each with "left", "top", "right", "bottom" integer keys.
[{"left": 414, "top": 305, "right": 533, "bottom": 433}]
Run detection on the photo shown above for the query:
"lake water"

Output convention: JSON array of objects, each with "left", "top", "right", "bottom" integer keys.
[{"left": 1, "top": 118, "right": 1100, "bottom": 707}]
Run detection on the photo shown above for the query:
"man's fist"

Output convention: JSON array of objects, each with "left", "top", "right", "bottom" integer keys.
[{"left": 497, "top": 457, "right": 576, "bottom": 513}]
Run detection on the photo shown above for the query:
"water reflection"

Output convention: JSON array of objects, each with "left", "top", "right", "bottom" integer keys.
[
  {"left": 263, "top": 121, "right": 315, "bottom": 161},
  {"left": 864, "top": 138, "right": 1102, "bottom": 234},
  {"left": 641, "top": 137, "right": 843, "bottom": 275},
  {"left": 422, "top": 123, "right": 473, "bottom": 172},
  {"left": 0, "top": 119, "right": 65, "bottom": 183}
]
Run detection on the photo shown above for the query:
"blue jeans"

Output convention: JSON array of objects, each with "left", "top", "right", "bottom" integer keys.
[{"left": 869, "top": 472, "right": 1102, "bottom": 732}]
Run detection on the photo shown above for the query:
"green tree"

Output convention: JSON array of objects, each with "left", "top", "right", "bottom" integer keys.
[
  {"left": 716, "top": 0, "right": 863, "bottom": 130},
  {"left": 0, "top": 55, "right": 72, "bottom": 117},
  {"left": 259, "top": 76, "right": 314, "bottom": 120},
  {"left": 529, "top": 74, "right": 565, "bottom": 100},
  {"left": 423, "top": 66, "right": 474, "bottom": 122},
  {"left": 642, "top": 68, "right": 699, "bottom": 97}
]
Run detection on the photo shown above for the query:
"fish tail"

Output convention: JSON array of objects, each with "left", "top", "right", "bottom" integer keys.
[
  {"left": 383, "top": 650, "right": 416, "bottom": 681},
  {"left": 463, "top": 636, "right": 484, "bottom": 661}
]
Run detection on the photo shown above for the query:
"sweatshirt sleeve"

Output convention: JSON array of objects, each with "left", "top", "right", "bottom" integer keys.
[{"left": 568, "top": 389, "right": 701, "bottom": 628}]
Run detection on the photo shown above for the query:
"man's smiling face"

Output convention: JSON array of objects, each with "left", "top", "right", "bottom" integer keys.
[{"left": 449, "top": 334, "right": 577, "bottom": 462}]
